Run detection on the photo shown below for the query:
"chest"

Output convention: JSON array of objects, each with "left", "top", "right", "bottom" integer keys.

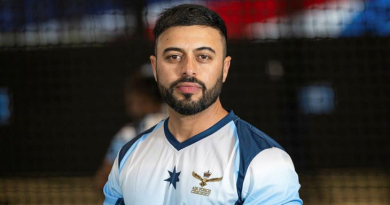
[{"left": 119, "top": 135, "right": 240, "bottom": 205}]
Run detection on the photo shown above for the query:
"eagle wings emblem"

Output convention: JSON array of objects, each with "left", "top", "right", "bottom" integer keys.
[{"left": 192, "top": 171, "right": 223, "bottom": 187}]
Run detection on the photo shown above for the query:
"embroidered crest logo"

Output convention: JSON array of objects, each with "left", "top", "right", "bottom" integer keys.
[
  {"left": 191, "top": 170, "right": 223, "bottom": 197},
  {"left": 192, "top": 171, "right": 223, "bottom": 187}
]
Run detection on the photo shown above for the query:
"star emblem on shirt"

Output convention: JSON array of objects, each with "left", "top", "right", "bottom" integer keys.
[{"left": 164, "top": 166, "right": 181, "bottom": 189}]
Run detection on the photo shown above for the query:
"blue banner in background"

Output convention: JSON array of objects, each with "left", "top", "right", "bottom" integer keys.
[
  {"left": 341, "top": 0, "right": 390, "bottom": 37},
  {"left": 0, "top": 0, "right": 123, "bottom": 32},
  {"left": 0, "top": 88, "right": 11, "bottom": 126}
]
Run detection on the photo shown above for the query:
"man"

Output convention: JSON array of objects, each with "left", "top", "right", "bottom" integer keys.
[
  {"left": 95, "top": 75, "right": 167, "bottom": 192},
  {"left": 104, "top": 4, "right": 302, "bottom": 205}
]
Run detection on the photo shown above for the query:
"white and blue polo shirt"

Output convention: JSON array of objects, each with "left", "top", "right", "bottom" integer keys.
[{"left": 104, "top": 111, "right": 302, "bottom": 205}]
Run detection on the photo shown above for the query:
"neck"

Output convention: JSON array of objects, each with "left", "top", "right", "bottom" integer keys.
[{"left": 167, "top": 98, "right": 228, "bottom": 143}]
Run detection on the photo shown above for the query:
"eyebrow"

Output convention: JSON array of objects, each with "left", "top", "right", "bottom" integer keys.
[
  {"left": 195, "top": 47, "right": 216, "bottom": 54},
  {"left": 162, "top": 46, "right": 216, "bottom": 55},
  {"left": 163, "top": 47, "right": 184, "bottom": 55}
]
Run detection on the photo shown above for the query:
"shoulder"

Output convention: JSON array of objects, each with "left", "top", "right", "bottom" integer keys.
[
  {"left": 232, "top": 118, "right": 300, "bottom": 203},
  {"left": 104, "top": 124, "right": 137, "bottom": 163},
  {"left": 232, "top": 118, "right": 284, "bottom": 173},
  {"left": 241, "top": 147, "right": 302, "bottom": 204},
  {"left": 231, "top": 117, "right": 302, "bottom": 204},
  {"left": 247, "top": 147, "right": 295, "bottom": 176},
  {"left": 233, "top": 118, "right": 283, "bottom": 154},
  {"left": 117, "top": 122, "right": 160, "bottom": 169}
]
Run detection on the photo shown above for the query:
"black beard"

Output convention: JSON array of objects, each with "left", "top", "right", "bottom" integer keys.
[{"left": 158, "top": 74, "right": 223, "bottom": 115}]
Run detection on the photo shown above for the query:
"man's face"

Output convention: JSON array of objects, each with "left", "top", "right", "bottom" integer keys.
[{"left": 150, "top": 26, "right": 231, "bottom": 115}]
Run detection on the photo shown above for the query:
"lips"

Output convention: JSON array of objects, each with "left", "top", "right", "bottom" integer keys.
[{"left": 176, "top": 83, "right": 202, "bottom": 94}]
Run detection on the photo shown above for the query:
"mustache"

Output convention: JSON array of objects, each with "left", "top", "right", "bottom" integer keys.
[{"left": 170, "top": 77, "right": 206, "bottom": 91}]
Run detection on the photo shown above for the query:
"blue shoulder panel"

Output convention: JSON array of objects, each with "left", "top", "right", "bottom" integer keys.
[
  {"left": 233, "top": 118, "right": 284, "bottom": 204},
  {"left": 118, "top": 124, "right": 157, "bottom": 169}
]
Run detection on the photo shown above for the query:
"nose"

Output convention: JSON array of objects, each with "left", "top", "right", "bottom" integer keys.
[{"left": 181, "top": 56, "right": 197, "bottom": 77}]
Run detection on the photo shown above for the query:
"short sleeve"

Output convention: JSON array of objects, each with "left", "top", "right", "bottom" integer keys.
[
  {"left": 103, "top": 155, "right": 124, "bottom": 205},
  {"left": 241, "top": 147, "right": 303, "bottom": 205}
]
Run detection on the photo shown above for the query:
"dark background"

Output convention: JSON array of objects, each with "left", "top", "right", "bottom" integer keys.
[{"left": 1, "top": 38, "right": 389, "bottom": 174}]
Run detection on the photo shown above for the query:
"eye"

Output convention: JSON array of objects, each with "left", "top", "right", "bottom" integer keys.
[
  {"left": 198, "top": 55, "right": 210, "bottom": 60},
  {"left": 168, "top": 55, "right": 180, "bottom": 60},
  {"left": 171, "top": 55, "right": 180, "bottom": 59},
  {"left": 166, "top": 54, "right": 182, "bottom": 62}
]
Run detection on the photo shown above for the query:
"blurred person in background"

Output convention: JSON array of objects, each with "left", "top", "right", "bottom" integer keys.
[{"left": 94, "top": 70, "right": 167, "bottom": 192}]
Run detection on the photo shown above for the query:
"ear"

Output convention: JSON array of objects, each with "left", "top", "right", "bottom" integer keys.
[
  {"left": 150, "top": 55, "right": 158, "bottom": 82},
  {"left": 222, "top": 56, "right": 231, "bottom": 83}
]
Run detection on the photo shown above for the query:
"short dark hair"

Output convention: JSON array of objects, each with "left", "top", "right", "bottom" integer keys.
[{"left": 153, "top": 4, "right": 228, "bottom": 56}]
